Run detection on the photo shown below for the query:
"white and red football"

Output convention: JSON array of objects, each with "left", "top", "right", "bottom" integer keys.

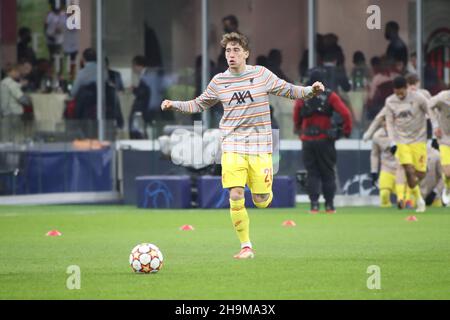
[{"left": 129, "top": 243, "right": 164, "bottom": 274}]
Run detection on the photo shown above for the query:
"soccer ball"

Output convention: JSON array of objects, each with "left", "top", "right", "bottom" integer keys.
[{"left": 129, "top": 243, "right": 164, "bottom": 274}]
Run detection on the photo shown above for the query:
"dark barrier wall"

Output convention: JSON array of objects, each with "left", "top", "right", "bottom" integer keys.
[
  {"left": 121, "top": 149, "right": 375, "bottom": 205},
  {"left": 0, "top": 148, "right": 113, "bottom": 194}
]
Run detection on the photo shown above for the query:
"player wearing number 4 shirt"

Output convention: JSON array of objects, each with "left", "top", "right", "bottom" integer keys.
[
  {"left": 385, "top": 76, "right": 438, "bottom": 213},
  {"left": 161, "top": 32, "right": 324, "bottom": 259}
]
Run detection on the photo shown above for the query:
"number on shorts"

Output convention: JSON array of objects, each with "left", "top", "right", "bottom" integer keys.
[{"left": 264, "top": 168, "right": 273, "bottom": 183}]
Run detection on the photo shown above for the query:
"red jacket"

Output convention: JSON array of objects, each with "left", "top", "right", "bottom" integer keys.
[{"left": 293, "top": 91, "right": 352, "bottom": 141}]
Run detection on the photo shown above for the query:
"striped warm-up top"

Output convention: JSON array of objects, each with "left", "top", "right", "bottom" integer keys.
[{"left": 172, "top": 65, "right": 314, "bottom": 154}]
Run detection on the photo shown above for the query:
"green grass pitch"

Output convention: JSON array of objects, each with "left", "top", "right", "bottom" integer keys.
[{"left": 0, "top": 204, "right": 449, "bottom": 299}]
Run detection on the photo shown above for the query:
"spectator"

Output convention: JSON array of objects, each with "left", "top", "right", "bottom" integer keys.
[
  {"left": 267, "top": 49, "right": 292, "bottom": 82},
  {"left": 217, "top": 15, "right": 240, "bottom": 72},
  {"left": 0, "top": 65, "right": 31, "bottom": 118},
  {"left": 370, "top": 56, "right": 382, "bottom": 76},
  {"left": 195, "top": 55, "right": 220, "bottom": 125},
  {"left": 255, "top": 55, "right": 268, "bottom": 68},
  {"left": 408, "top": 52, "right": 441, "bottom": 95},
  {"left": 309, "top": 48, "right": 351, "bottom": 93},
  {"left": 351, "top": 51, "right": 370, "bottom": 90},
  {"left": 393, "top": 58, "right": 407, "bottom": 75},
  {"left": 130, "top": 55, "right": 166, "bottom": 138},
  {"left": 299, "top": 34, "right": 324, "bottom": 80},
  {"left": 17, "top": 27, "right": 36, "bottom": 65},
  {"left": 385, "top": 21, "right": 408, "bottom": 68},
  {"left": 63, "top": 6, "right": 80, "bottom": 81},
  {"left": 71, "top": 48, "right": 108, "bottom": 98},
  {"left": 73, "top": 82, "right": 124, "bottom": 136},
  {"left": 27, "top": 58, "right": 52, "bottom": 92},
  {"left": 407, "top": 52, "right": 417, "bottom": 74},
  {"left": 17, "top": 60, "right": 33, "bottom": 92},
  {"left": 105, "top": 57, "right": 124, "bottom": 92},
  {"left": 45, "top": 2, "right": 65, "bottom": 66},
  {"left": 322, "top": 33, "right": 345, "bottom": 68},
  {"left": 366, "top": 56, "right": 399, "bottom": 120}
]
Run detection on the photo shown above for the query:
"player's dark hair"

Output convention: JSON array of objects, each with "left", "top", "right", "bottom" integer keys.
[
  {"left": 406, "top": 73, "right": 419, "bottom": 85},
  {"left": 393, "top": 76, "right": 407, "bottom": 89}
]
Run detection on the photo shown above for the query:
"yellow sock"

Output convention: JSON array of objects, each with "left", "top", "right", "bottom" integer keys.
[
  {"left": 380, "top": 189, "right": 391, "bottom": 207},
  {"left": 431, "top": 199, "right": 443, "bottom": 207},
  {"left": 396, "top": 184, "right": 406, "bottom": 201},
  {"left": 405, "top": 187, "right": 412, "bottom": 201},
  {"left": 411, "top": 185, "right": 423, "bottom": 201},
  {"left": 229, "top": 198, "right": 250, "bottom": 246}
]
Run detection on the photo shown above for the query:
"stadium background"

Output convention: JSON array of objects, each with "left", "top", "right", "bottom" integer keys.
[
  {"left": 1, "top": 0, "right": 448, "bottom": 206},
  {"left": 0, "top": 0, "right": 449, "bottom": 301}
]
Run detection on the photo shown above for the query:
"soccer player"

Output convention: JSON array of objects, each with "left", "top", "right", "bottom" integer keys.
[
  {"left": 365, "top": 108, "right": 412, "bottom": 209},
  {"left": 370, "top": 126, "right": 399, "bottom": 207},
  {"left": 160, "top": 33, "right": 324, "bottom": 259},
  {"left": 385, "top": 76, "right": 438, "bottom": 213},
  {"left": 406, "top": 73, "right": 432, "bottom": 100},
  {"left": 420, "top": 145, "right": 444, "bottom": 207},
  {"left": 428, "top": 90, "right": 450, "bottom": 205}
]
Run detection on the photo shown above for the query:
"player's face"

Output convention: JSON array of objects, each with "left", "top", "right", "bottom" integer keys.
[
  {"left": 225, "top": 42, "right": 249, "bottom": 70},
  {"left": 394, "top": 87, "right": 407, "bottom": 100},
  {"left": 408, "top": 82, "right": 419, "bottom": 91}
]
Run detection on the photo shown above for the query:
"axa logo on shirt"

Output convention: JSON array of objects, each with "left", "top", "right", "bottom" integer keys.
[
  {"left": 228, "top": 91, "right": 254, "bottom": 105},
  {"left": 397, "top": 110, "right": 413, "bottom": 118}
]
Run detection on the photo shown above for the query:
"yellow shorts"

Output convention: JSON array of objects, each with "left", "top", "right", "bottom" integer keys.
[
  {"left": 379, "top": 171, "right": 396, "bottom": 192},
  {"left": 440, "top": 144, "right": 450, "bottom": 166},
  {"left": 221, "top": 152, "right": 273, "bottom": 194},
  {"left": 396, "top": 143, "right": 427, "bottom": 172}
]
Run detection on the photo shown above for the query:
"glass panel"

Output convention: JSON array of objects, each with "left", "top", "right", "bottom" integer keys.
[
  {"left": 103, "top": 0, "right": 202, "bottom": 139},
  {"left": 0, "top": 0, "right": 115, "bottom": 195}
]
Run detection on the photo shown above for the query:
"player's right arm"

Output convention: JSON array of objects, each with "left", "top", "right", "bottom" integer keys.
[
  {"left": 363, "top": 107, "right": 386, "bottom": 142},
  {"left": 161, "top": 80, "right": 219, "bottom": 113},
  {"left": 370, "top": 135, "right": 381, "bottom": 174},
  {"left": 384, "top": 102, "right": 397, "bottom": 154},
  {"left": 384, "top": 102, "right": 395, "bottom": 141}
]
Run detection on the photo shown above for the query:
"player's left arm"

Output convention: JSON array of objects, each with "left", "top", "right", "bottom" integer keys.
[
  {"left": 434, "top": 157, "right": 444, "bottom": 195},
  {"left": 328, "top": 92, "right": 353, "bottom": 137},
  {"left": 421, "top": 94, "right": 439, "bottom": 137},
  {"left": 428, "top": 93, "right": 443, "bottom": 139},
  {"left": 264, "top": 67, "right": 324, "bottom": 100},
  {"left": 363, "top": 106, "right": 386, "bottom": 142}
]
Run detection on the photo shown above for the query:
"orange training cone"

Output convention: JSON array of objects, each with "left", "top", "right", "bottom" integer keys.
[
  {"left": 180, "top": 224, "right": 194, "bottom": 231},
  {"left": 46, "top": 230, "right": 62, "bottom": 236},
  {"left": 282, "top": 220, "right": 297, "bottom": 227}
]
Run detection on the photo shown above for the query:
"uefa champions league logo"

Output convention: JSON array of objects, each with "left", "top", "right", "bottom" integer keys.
[{"left": 143, "top": 181, "right": 174, "bottom": 208}]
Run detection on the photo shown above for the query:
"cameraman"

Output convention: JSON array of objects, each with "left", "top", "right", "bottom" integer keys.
[{"left": 293, "top": 70, "right": 352, "bottom": 213}]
